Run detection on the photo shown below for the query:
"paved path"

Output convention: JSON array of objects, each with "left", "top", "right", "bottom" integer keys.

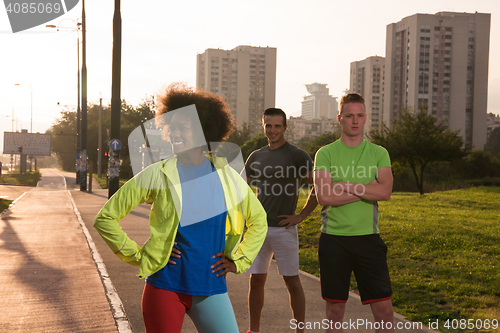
[
  {"left": 0, "top": 169, "right": 436, "bottom": 332},
  {"left": 0, "top": 168, "right": 117, "bottom": 332}
]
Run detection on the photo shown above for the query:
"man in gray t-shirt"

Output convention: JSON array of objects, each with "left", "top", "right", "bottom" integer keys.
[
  {"left": 243, "top": 108, "right": 318, "bottom": 333},
  {"left": 245, "top": 141, "right": 312, "bottom": 227}
]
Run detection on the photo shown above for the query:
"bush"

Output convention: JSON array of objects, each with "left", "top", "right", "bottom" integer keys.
[
  {"left": 461, "top": 150, "right": 500, "bottom": 179},
  {"left": 468, "top": 177, "right": 500, "bottom": 187},
  {"left": 390, "top": 150, "right": 500, "bottom": 193}
]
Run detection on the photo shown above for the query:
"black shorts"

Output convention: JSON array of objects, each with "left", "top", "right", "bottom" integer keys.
[{"left": 318, "top": 233, "right": 392, "bottom": 305}]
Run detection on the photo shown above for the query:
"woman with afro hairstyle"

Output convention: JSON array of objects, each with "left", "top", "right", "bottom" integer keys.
[{"left": 94, "top": 83, "right": 267, "bottom": 333}]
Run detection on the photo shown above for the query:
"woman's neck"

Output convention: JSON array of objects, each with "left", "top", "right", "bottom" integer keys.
[{"left": 177, "top": 148, "right": 205, "bottom": 165}]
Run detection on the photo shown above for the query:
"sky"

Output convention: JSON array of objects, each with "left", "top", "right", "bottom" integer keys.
[{"left": 1, "top": 0, "right": 499, "bottom": 155}]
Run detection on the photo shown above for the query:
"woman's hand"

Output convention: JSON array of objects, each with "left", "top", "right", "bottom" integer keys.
[
  {"left": 211, "top": 252, "right": 237, "bottom": 277},
  {"left": 168, "top": 242, "right": 181, "bottom": 265}
]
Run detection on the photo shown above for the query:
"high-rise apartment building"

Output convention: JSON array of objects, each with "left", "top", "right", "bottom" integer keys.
[
  {"left": 196, "top": 46, "right": 277, "bottom": 134},
  {"left": 300, "top": 83, "right": 338, "bottom": 120},
  {"left": 487, "top": 113, "right": 500, "bottom": 138},
  {"left": 286, "top": 116, "right": 335, "bottom": 145},
  {"left": 384, "top": 12, "right": 490, "bottom": 148},
  {"left": 349, "top": 56, "right": 385, "bottom": 130}
]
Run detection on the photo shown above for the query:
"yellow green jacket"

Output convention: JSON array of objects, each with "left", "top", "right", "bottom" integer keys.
[{"left": 94, "top": 155, "right": 267, "bottom": 278}]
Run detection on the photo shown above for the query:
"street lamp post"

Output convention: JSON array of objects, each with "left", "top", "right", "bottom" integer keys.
[
  {"left": 14, "top": 84, "right": 32, "bottom": 133},
  {"left": 109, "top": 0, "right": 122, "bottom": 198},
  {"left": 6, "top": 111, "right": 22, "bottom": 131},
  {"left": 47, "top": 17, "right": 82, "bottom": 184},
  {"left": 7, "top": 106, "right": 14, "bottom": 171},
  {"left": 11, "top": 105, "right": 14, "bottom": 132},
  {"left": 80, "top": 0, "right": 88, "bottom": 192},
  {"left": 14, "top": 83, "right": 33, "bottom": 171},
  {"left": 98, "top": 93, "right": 103, "bottom": 178}
]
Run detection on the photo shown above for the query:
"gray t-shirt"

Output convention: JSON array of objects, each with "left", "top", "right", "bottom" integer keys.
[{"left": 244, "top": 142, "right": 313, "bottom": 227}]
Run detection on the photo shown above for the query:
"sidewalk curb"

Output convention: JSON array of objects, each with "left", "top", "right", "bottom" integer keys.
[
  {"left": 0, "top": 191, "right": 28, "bottom": 216},
  {"left": 10, "top": 191, "right": 28, "bottom": 207},
  {"left": 67, "top": 188, "right": 132, "bottom": 333}
]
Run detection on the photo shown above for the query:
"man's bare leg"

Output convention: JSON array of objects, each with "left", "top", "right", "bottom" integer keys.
[
  {"left": 325, "top": 301, "right": 346, "bottom": 333},
  {"left": 283, "top": 275, "right": 305, "bottom": 333},
  {"left": 248, "top": 273, "right": 267, "bottom": 332},
  {"left": 370, "top": 299, "right": 394, "bottom": 333}
]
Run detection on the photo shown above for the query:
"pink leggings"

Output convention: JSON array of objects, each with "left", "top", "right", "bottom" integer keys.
[{"left": 142, "top": 283, "right": 238, "bottom": 333}]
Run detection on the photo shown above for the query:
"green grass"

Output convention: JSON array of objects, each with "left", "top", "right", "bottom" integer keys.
[
  {"left": 0, "top": 199, "right": 13, "bottom": 214},
  {"left": 0, "top": 171, "right": 41, "bottom": 186},
  {"left": 297, "top": 187, "right": 500, "bottom": 332},
  {"left": 92, "top": 173, "right": 127, "bottom": 189}
]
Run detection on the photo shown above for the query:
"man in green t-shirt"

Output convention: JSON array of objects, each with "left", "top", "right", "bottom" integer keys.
[{"left": 314, "top": 93, "right": 394, "bottom": 332}]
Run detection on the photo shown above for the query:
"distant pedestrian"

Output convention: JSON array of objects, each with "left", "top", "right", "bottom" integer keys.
[
  {"left": 314, "top": 93, "right": 394, "bottom": 332},
  {"left": 244, "top": 108, "right": 318, "bottom": 333},
  {"left": 94, "top": 83, "right": 267, "bottom": 333}
]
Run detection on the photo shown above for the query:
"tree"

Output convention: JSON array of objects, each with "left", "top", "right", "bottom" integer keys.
[
  {"left": 298, "top": 132, "right": 340, "bottom": 158},
  {"left": 46, "top": 110, "right": 79, "bottom": 171},
  {"left": 118, "top": 96, "right": 156, "bottom": 178},
  {"left": 369, "top": 107, "right": 466, "bottom": 195},
  {"left": 48, "top": 96, "right": 156, "bottom": 177},
  {"left": 225, "top": 121, "right": 252, "bottom": 148},
  {"left": 240, "top": 134, "right": 268, "bottom": 161},
  {"left": 485, "top": 127, "right": 500, "bottom": 158}
]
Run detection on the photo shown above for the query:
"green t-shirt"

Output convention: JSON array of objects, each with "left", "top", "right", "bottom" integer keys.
[{"left": 314, "top": 139, "right": 391, "bottom": 236}]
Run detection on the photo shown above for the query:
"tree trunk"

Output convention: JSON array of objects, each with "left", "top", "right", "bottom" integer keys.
[
  {"left": 418, "top": 163, "right": 425, "bottom": 195},
  {"left": 408, "top": 160, "right": 424, "bottom": 195}
]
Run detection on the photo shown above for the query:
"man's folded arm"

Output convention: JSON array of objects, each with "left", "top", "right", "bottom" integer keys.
[
  {"left": 344, "top": 167, "right": 393, "bottom": 201},
  {"left": 314, "top": 169, "right": 361, "bottom": 207}
]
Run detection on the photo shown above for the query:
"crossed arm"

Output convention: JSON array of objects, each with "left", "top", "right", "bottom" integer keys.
[{"left": 314, "top": 166, "right": 393, "bottom": 207}]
